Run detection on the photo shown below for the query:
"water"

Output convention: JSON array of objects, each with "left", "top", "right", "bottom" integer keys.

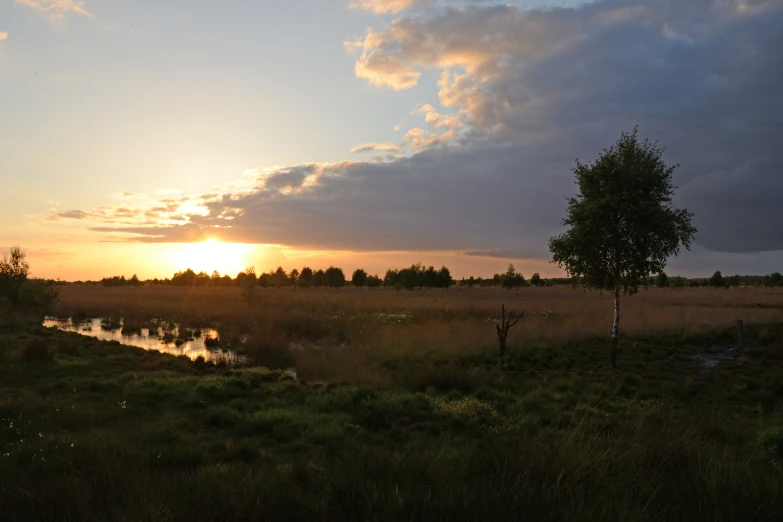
[{"left": 43, "top": 317, "right": 245, "bottom": 364}]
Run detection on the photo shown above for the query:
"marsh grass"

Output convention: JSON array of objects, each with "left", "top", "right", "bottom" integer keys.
[{"left": 1, "top": 307, "right": 782, "bottom": 520}]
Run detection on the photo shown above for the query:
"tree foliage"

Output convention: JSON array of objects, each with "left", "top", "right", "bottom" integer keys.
[
  {"left": 0, "top": 246, "right": 30, "bottom": 308},
  {"left": 710, "top": 271, "right": 725, "bottom": 289},
  {"left": 324, "top": 266, "right": 346, "bottom": 288},
  {"left": 382, "top": 264, "right": 452, "bottom": 289},
  {"left": 0, "top": 246, "right": 59, "bottom": 314},
  {"left": 351, "top": 269, "right": 368, "bottom": 288},
  {"left": 549, "top": 127, "right": 696, "bottom": 294},
  {"left": 501, "top": 264, "right": 526, "bottom": 289},
  {"left": 548, "top": 127, "right": 696, "bottom": 367}
]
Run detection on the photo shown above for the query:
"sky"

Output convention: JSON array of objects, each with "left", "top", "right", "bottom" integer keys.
[{"left": 1, "top": 0, "right": 781, "bottom": 280}]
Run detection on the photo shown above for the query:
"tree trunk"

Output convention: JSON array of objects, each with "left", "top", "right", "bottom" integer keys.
[
  {"left": 496, "top": 324, "right": 506, "bottom": 368},
  {"left": 611, "top": 284, "right": 620, "bottom": 368}
]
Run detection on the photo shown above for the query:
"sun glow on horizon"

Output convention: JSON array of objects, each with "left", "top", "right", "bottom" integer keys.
[{"left": 164, "top": 240, "right": 257, "bottom": 278}]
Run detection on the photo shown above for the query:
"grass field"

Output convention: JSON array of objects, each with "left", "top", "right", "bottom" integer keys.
[
  {"left": 2, "top": 286, "right": 782, "bottom": 520},
  {"left": 52, "top": 285, "right": 783, "bottom": 384}
]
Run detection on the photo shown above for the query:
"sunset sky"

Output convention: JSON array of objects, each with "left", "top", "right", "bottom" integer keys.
[{"left": 1, "top": 0, "right": 781, "bottom": 280}]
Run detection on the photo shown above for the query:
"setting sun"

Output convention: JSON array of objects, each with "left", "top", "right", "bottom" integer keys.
[{"left": 165, "top": 240, "right": 256, "bottom": 277}]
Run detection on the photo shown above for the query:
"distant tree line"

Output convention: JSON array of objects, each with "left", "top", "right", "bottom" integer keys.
[
  {"left": 100, "top": 274, "right": 141, "bottom": 287},
  {"left": 79, "top": 265, "right": 783, "bottom": 290},
  {"left": 645, "top": 271, "right": 783, "bottom": 289}
]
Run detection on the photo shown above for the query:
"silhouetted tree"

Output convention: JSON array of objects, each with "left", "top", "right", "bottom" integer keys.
[
  {"left": 655, "top": 272, "right": 669, "bottom": 288},
  {"left": 298, "top": 267, "right": 313, "bottom": 287},
  {"left": 240, "top": 266, "right": 257, "bottom": 304},
  {"left": 530, "top": 273, "right": 542, "bottom": 286},
  {"left": 366, "top": 275, "right": 382, "bottom": 288},
  {"left": 501, "top": 264, "right": 525, "bottom": 289},
  {"left": 0, "top": 246, "right": 30, "bottom": 309},
  {"left": 436, "top": 266, "right": 452, "bottom": 289},
  {"left": 384, "top": 269, "right": 399, "bottom": 288},
  {"left": 289, "top": 268, "right": 300, "bottom": 286},
  {"left": 172, "top": 269, "right": 198, "bottom": 286},
  {"left": 0, "top": 247, "right": 58, "bottom": 313},
  {"left": 312, "top": 269, "right": 326, "bottom": 288},
  {"left": 351, "top": 268, "right": 368, "bottom": 288},
  {"left": 764, "top": 272, "right": 783, "bottom": 287},
  {"left": 549, "top": 127, "right": 696, "bottom": 368},
  {"left": 270, "top": 267, "right": 288, "bottom": 287},
  {"left": 710, "top": 271, "right": 725, "bottom": 289},
  {"left": 325, "top": 266, "right": 346, "bottom": 288}
]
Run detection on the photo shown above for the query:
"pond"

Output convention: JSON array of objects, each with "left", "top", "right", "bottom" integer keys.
[{"left": 42, "top": 317, "right": 245, "bottom": 364}]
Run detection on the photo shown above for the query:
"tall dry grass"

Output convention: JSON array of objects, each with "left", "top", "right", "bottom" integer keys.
[{"left": 53, "top": 285, "right": 783, "bottom": 383}]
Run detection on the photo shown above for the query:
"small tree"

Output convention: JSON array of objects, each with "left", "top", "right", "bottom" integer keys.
[
  {"left": 325, "top": 266, "right": 346, "bottom": 288},
  {"left": 655, "top": 272, "right": 669, "bottom": 288},
  {"left": 710, "top": 270, "right": 725, "bottom": 289},
  {"left": 495, "top": 304, "right": 524, "bottom": 368},
  {"left": 297, "top": 267, "right": 313, "bottom": 287},
  {"left": 764, "top": 272, "right": 783, "bottom": 287},
  {"left": 549, "top": 127, "right": 696, "bottom": 367},
  {"left": 240, "top": 266, "right": 258, "bottom": 304},
  {"left": 366, "top": 275, "right": 382, "bottom": 288},
  {"left": 501, "top": 264, "right": 525, "bottom": 289},
  {"left": 530, "top": 273, "right": 542, "bottom": 286},
  {"left": 271, "top": 267, "right": 288, "bottom": 288},
  {"left": 0, "top": 247, "right": 59, "bottom": 314},
  {"left": 0, "top": 246, "right": 30, "bottom": 309},
  {"left": 351, "top": 268, "right": 368, "bottom": 288},
  {"left": 436, "top": 266, "right": 452, "bottom": 289}
]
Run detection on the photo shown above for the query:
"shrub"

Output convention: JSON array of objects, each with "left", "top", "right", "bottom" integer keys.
[{"left": 17, "top": 279, "right": 60, "bottom": 315}]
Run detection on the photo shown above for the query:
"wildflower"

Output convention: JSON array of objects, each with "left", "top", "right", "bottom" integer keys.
[{"left": 39, "top": 433, "right": 43, "bottom": 438}]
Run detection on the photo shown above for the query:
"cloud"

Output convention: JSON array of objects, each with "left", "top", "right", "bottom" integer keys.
[
  {"left": 14, "top": 0, "right": 94, "bottom": 24},
  {"left": 349, "top": 0, "right": 436, "bottom": 15},
  {"left": 47, "top": 210, "right": 91, "bottom": 220},
  {"left": 352, "top": 143, "right": 403, "bottom": 153},
  {"left": 464, "top": 250, "right": 536, "bottom": 260},
  {"left": 43, "top": 0, "right": 783, "bottom": 272}
]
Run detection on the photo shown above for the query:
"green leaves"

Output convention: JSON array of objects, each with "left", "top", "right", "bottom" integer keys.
[{"left": 549, "top": 127, "right": 697, "bottom": 295}]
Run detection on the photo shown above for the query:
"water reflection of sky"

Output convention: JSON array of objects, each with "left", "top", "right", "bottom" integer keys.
[{"left": 43, "top": 318, "right": 244, "bottom": 364}]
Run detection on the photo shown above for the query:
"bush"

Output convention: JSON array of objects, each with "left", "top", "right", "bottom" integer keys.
[
  {"left": 23, "top": 339, "right": 52, "bottom": 362},
  {"left": 17, "top": 279, "right": 60, "bottom": 315}
]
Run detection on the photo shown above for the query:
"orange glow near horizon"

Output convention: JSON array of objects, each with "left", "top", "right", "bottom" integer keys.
[{"left": 164, "top": 240, "right": 257, "bottom": 278}]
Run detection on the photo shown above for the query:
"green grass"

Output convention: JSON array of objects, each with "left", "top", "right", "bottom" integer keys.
[{"left": 1, "top": 317, "right": 782, "bottom": 521}]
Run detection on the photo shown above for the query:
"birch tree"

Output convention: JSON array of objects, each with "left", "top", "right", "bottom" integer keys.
[{"left": 548, "top": 127, "right": 696, "bottom": 367}]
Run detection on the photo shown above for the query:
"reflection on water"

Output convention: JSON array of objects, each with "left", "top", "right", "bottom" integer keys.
[{"left": 43, "top": 317, "right": 245, "bottom": 364}]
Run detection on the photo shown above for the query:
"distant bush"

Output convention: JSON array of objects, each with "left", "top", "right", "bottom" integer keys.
[{"left": 1, "top": 246, "right": 59, "bottom": 314}]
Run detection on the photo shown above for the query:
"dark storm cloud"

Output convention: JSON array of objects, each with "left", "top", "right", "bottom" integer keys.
[{"left": 52, "top": 0, "right": 783, "bottom": 264}]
